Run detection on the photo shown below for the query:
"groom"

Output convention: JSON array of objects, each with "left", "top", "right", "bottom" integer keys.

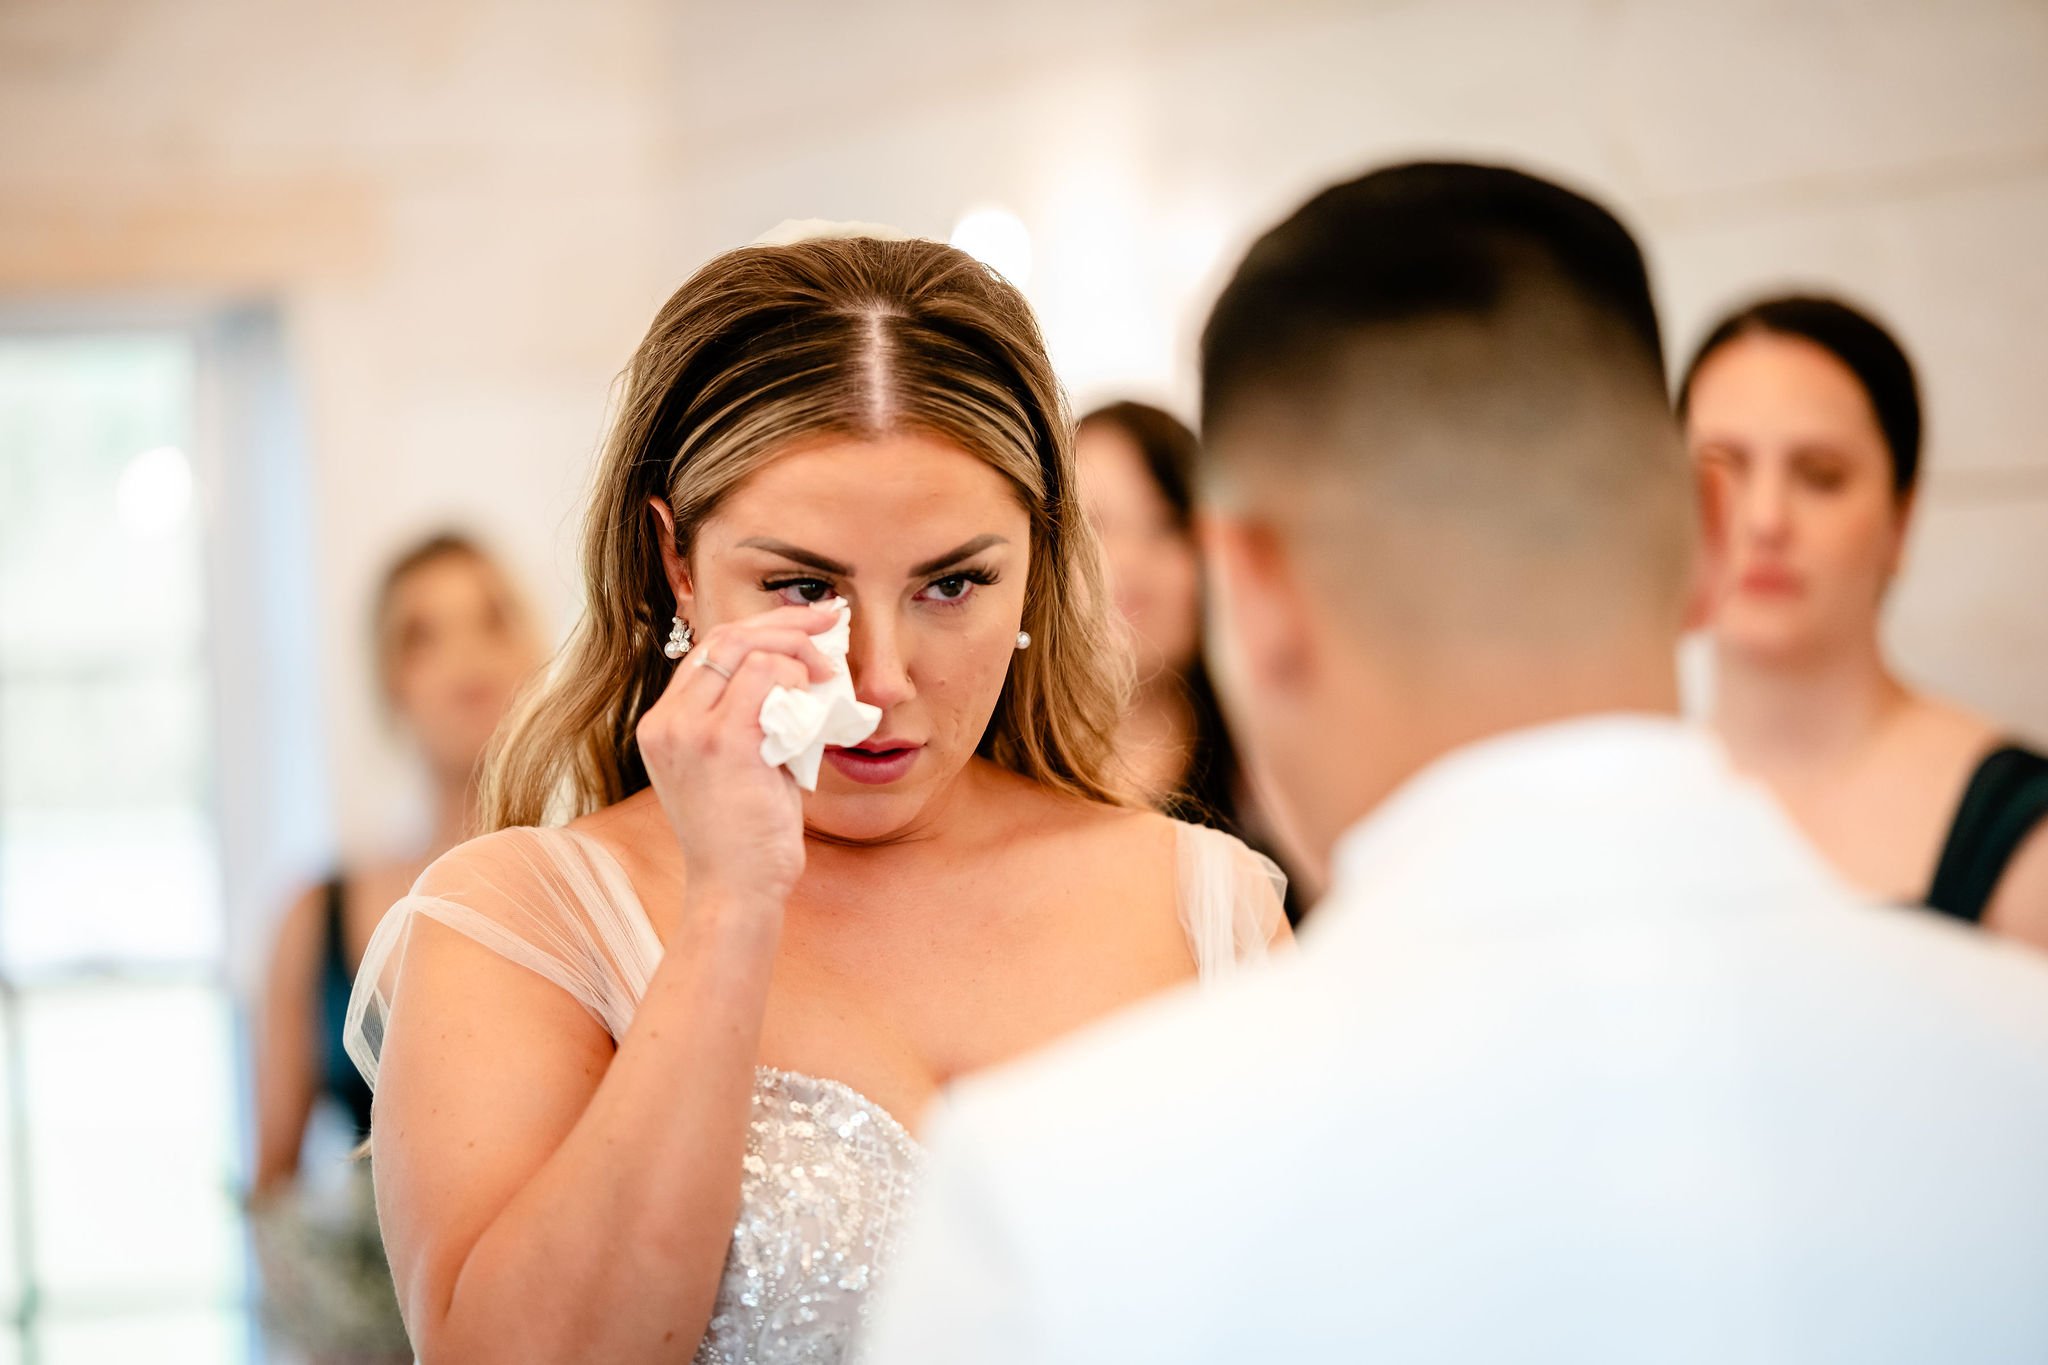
[{"left": 863, "top": 162, "right": 2048, "bottom": 1361}]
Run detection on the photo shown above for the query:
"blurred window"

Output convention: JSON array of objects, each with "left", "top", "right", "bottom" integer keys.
[{"left": 0, "top": 333, "right": 250, "bottom": 1363}]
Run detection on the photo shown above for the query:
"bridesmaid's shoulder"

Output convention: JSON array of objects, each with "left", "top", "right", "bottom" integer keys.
[{"left": 1900, "top": 691, "right": 2003, "bottom": 761}]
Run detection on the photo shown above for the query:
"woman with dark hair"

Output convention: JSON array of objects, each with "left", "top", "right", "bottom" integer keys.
[
  {"left": 1077, "top": 401, "right": 1308, "bottom": 922},
  {"left": 1678, "top": 294, "right": 2048, "bottom": 948}
]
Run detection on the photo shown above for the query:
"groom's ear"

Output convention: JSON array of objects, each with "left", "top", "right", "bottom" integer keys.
[
  {"left": 1196, "top": 510, "right": 1315, "bottom": 705},
  {"left": 1681, "top": 459, "right": 1729, "bottom": 633}
]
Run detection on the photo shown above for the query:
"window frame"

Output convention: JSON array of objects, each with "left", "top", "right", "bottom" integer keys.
[{"left": 0, "top": 299, "right": 326, "bottom": 1363}]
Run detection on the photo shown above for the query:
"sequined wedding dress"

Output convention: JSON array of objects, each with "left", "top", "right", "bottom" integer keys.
[{"left": 345, "top": 822, "right": 1285, "bottom": 1363}]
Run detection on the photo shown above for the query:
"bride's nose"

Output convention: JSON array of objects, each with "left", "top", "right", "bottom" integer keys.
[{"left": 847, "top": 610, "right": 915, "bottom": 710}]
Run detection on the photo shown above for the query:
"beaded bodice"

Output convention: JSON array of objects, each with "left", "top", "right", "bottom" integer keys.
[{"left": 694, "top": 1069, "right": 926, "bottom": 1364}]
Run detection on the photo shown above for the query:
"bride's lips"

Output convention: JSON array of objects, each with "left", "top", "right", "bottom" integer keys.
[{"left": 824, "top": 740, "right": 923, "bottom": 785}]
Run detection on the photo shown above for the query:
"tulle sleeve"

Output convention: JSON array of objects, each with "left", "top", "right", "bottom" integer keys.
[
  {"left": 343, "top": 826, "right": 662, "bottom": 1092},
  {"left": 1174, "top": 821, "right": 1289, "bottom": 981}
]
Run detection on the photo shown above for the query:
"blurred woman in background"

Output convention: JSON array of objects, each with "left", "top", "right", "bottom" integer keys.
[
  {"left": 249, "top": 532, "right": 542, "bottom": 1363},
  {"left": 1077, "top": 401, "right": 1309, "bottom": 921},
  {"left": 1679, "top": 296, "right": 2048, "bottom": 949}
]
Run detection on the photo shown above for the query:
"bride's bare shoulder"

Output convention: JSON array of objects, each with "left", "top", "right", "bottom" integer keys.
[
  {"left": 977, "top": 763, "right": 1177, "bottom": 864},
  {"left": 413, "top": 824, "right": 544, "bottom": 885},
  {"left": 565, "top": 787, "right": 663, "bottom": 845},
  {"left": 561, "top": 789, "right": 675, "bottom": 905}
]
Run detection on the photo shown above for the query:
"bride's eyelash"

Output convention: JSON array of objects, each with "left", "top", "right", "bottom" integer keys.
[
  {"left": 924, "top": 565, "right": 998, "bottom": 595},
  {"left": 760, "top": 567, "right": 999, "bottom": 605},
  {"left": 762, "top": 576, "right": 837, "bottom": 601},
  {"left": 917, "top": 565, "right": 999, "bottom": 610},
  {"left": 931, "top": 566, "right": 999, "bottom": 588}
]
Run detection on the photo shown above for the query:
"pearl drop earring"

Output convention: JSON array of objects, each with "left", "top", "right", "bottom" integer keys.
[
  {"left": 664, "top": 616, "right": 694, "bottom": 660},
  {"left": 1015, "top": 630, "right": 1032, "bottom": 650}
]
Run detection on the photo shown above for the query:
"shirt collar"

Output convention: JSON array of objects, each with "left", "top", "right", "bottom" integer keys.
[{"left": 1312, "top": 712, "right": 1833, "bottom": 943}]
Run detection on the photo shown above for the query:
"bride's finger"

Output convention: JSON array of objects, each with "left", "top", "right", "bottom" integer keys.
[
  {"left": 691, "top": 628, "right": 834, "bottom": 684},
  {"left": 731, "top": 601, "right": 846, "bottom": 638},
  {"left": 709, "top": 651, "right": 812, "bottom": 735},
  {"left": 658, "top": 623, "right": 835, "bottom": 713}
]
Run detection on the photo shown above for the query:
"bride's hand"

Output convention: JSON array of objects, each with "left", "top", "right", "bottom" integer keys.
[{"left": 636, "top": 602, "right": 840, "bottom": 916}]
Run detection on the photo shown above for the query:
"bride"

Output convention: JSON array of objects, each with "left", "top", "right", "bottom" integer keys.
[{"left": 344, "top": 227, "right": 1288, "bottom": 1363}]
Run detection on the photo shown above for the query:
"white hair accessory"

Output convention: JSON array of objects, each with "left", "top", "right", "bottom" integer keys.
[{"left": 751, "top": 219, "right": 922, "bottom": 247}]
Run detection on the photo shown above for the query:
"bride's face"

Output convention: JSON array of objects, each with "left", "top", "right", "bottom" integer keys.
[{"left": 683, "top": 432, "right": 1033, "bottom": 840}]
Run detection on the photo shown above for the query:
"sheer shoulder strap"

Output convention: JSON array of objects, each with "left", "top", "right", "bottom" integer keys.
[
  {"left": 1173, "top": 821, "right": 1288, "bottom": 982},
  {"left": 342, "top": 826, "right": 661, "bottom": 1091}
]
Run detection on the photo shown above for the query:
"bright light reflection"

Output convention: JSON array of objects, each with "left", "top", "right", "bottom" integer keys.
[
  {"left": 950, "top": 205, "right": 1034, "bottom": 288},
  {"left": 115, "top": 445, "right": 192, "bottom": 535}
]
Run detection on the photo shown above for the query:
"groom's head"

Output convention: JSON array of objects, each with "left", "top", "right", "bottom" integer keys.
[{"left": 1197, "top": 162, "right": 1694, "bottom": 869}]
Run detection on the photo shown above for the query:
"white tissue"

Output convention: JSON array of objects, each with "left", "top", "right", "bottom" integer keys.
[{"left": 758, "top": 599, "right": 883, "bottom": 790}]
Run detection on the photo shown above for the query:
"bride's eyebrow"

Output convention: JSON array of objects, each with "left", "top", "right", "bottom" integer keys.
[
  {"left": 736, "top": 538, "right": 851, "bottom": 576},
  {"left": 908, "top": 534, "right": 1008, "bottom": 578}
]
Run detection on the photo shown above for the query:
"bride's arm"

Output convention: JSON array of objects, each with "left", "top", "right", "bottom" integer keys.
[
  {"left": 373, "top": 605, "right": 839, "bottom": 1363},
  {"left": 373, "top": 880, "right": 780, "bottom": 1363}
]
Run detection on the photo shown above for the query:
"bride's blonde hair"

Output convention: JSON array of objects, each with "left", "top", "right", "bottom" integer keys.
[{"left": 481, "top": 236, "right": 1133, "bottom": 829}]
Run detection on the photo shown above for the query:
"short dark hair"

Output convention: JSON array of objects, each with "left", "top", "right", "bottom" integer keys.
[
  {"left": 1200, "top": 161, "right": 1666, "bottom": 441},
  {"left": 1675, "top": 294, "right": 1921, "bottom": 497}
]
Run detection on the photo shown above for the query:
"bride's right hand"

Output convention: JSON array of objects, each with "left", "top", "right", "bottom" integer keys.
[{"left": 636, "top": 602, "right": 840, "bottom": 916}]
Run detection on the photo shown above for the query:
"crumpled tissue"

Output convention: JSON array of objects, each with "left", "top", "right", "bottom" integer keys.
[{"left": 757, "top": 598, "right": 883, "bottom": 790}]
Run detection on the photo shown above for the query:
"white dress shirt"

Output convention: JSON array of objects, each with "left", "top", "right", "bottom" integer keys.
[{"left": 861, "top": 716, "right": 2048, "bottom": 1364}]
